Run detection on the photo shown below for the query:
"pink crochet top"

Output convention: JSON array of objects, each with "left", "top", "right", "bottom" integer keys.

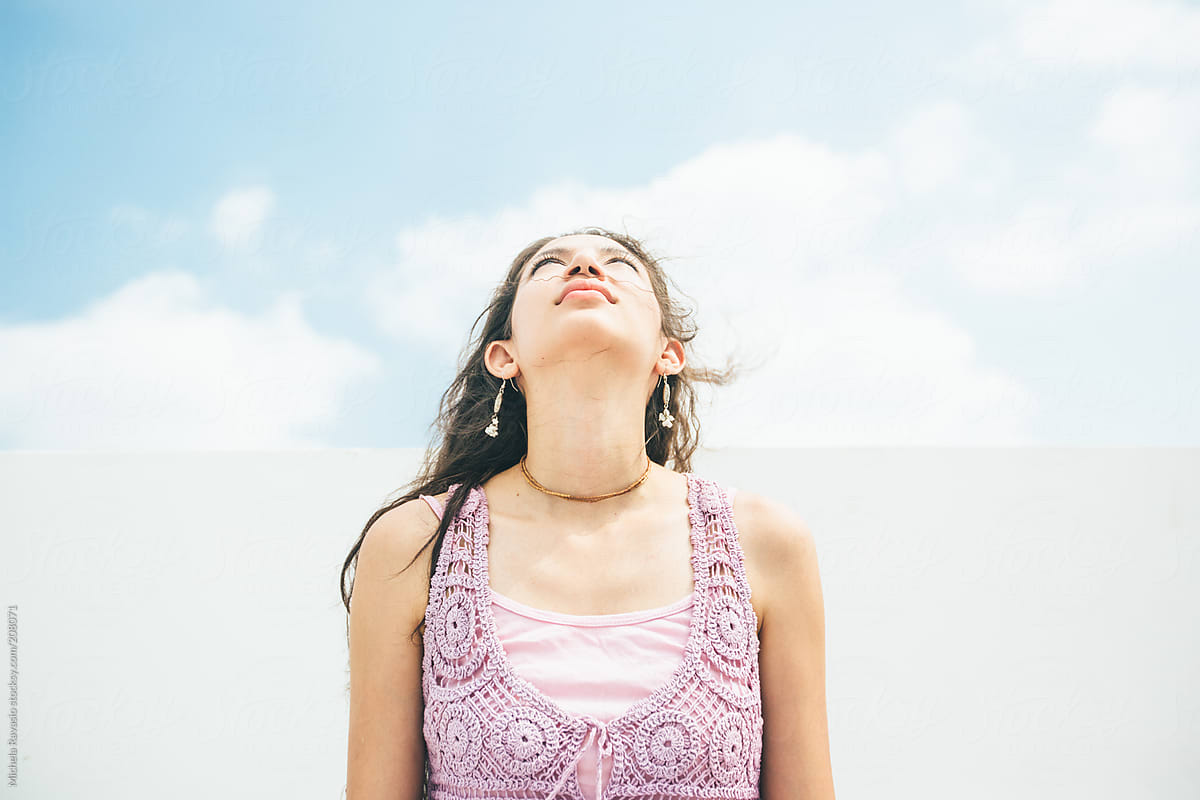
[
  {"left": 487, "top": 590, "right": 695, "bottom": 800},
  {"left": 418, "top": 473, "right": 762, "bottom": 799}
]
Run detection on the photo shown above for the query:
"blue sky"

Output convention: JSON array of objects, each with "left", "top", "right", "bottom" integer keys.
[{"left": 2, "top": 0, "right": 1198, "bottom": 450}]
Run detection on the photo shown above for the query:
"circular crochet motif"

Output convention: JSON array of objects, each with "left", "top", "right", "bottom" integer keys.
[
  {"left": 490, "top": 706, "right": 561, "bottom": 776},
  {"left": 709, "top": 713, "right": 751, "bottom": 785},
  {"left": 434, "top": 703, "right": 483, "bottom": 777},
  {"left": 423, "top": 704, "right": 441, "bottom": 772},
  {"left": 433, "top": 590, "right": 475, "bottom": 661},
  {"left": 706, "top": 594, "right": 750, "bottom": 662},
  {"left": 633, "top": 709, "right": 702, "bottom": 780}
]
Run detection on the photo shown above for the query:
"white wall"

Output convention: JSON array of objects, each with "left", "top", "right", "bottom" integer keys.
[{"left": 1, "top": 448, "right": 1196, "bottom": 799}]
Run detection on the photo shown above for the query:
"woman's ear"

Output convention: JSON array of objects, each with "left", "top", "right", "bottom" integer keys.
[
  {"left": 484, "top": 340, "right": 519, "bottom": 381},
  {"left": 657, "top": 338, "right": 685, "bottom": 374}
]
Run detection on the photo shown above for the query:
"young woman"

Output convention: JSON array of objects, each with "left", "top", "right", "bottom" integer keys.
[{"left": 342, "top": 227, "right": 834, "bottom": 799}]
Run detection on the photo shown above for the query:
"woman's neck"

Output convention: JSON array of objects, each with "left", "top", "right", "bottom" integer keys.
[{"left": 486, "top": 459, "right": 676, "bottom": 528}]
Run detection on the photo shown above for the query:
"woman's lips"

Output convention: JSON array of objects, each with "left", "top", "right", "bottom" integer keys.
[
  {"left": 558, "top": 279, "right": 614, "bottom": 302},
  {"left": 561, "top": 288, "right": 608, "bottom": 301}
]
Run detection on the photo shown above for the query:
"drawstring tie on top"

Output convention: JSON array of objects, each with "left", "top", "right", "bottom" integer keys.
[{"left": 546, "top": 715, "right": 614, "bottom": 800}]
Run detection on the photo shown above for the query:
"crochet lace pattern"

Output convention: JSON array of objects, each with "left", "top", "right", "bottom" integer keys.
[{"left": 421, "top": 472, "right": 763, "bottom": 799}]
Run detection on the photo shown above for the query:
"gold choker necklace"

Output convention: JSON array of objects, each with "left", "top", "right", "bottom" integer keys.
[{"left": 520, "top": 453, "right": 652, "bottom": 502}]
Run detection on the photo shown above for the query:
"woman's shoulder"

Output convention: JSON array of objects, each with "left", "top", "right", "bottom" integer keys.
[
  {"left": 354, "top": 494, "right": 449, "bottom": 627},
  {"left": 728, "top": 488, "right": 815, "bottom": 567},
  {"left": 723, "top": 486, "right": 818, "bottom": 634},
  {"left": 366, "top": 493, "right": 446, "bottom": 553}
]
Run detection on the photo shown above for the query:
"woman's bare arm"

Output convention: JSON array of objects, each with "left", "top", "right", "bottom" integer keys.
[
  {"left": 346, "top": 500, "right": 438, "bottom": 800},
  {"left": 744, "top": 493, "right": 836, "bottom": 800}
]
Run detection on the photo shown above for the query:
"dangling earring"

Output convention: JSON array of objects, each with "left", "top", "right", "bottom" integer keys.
[
  {"left": 485, "top": 376, "right": 519, "bottom": 438},
  {"left": 657, "top": 374, "right": 676, "bottom": 429}
]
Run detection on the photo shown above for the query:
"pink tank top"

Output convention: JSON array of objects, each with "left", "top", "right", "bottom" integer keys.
[{"left": 418, "top": 474, "right": 761, "bottom": 800}]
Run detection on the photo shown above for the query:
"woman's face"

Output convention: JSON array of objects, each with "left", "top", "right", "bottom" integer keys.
[{"left": 507, "top": 233, "right": 665, "bottom": 376}]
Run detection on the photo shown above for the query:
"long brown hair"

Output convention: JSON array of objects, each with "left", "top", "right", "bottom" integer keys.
[{"left": 339, "top": 225, "right": 742, "bottom": 646}]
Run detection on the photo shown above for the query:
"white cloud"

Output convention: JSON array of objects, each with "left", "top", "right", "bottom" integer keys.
[
  {"left": 956, "top": 0, "right": 1200, "bottom": 78},
  {"left": 941, "top": 81, "right": 1200, "bottom": 294},
  {"left": 949, "top": 201, "right": 1090, "bottom": 293},
  {"left": 365, "top": 132, "right": 1036, "bottom": 446},
  {"left": 1010, "top": 0, "right": 1200, "bottom": 70},
  {"left": 924, "top": 0, "right": 1200, "bottom": 298},
  {"left": 885, "top": 101, "right": 986, "bottom": 195},
  {"left": 0, "top": 271, "right": 382, "bottom": 450},
  {"left": 1089, "top": 84, "right": 1200, "bottom": 190},
  {"left": 209, "top": 186, "right": 275, "bottom": 249}
]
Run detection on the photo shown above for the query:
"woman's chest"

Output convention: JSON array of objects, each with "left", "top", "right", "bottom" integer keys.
[
  {"left": 484, "top": 500, "right": 766, "bottom": 632},
  {"left": 486, "top": 506, "right": 693, "bottom": 611}
]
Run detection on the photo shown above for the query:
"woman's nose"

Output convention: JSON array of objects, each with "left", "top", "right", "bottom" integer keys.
[{"left": 567, "top": 258, "right": 604, "bottom": 276}]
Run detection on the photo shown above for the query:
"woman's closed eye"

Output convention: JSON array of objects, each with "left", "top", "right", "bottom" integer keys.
[{"left": 530, "top": 255, "right": 639, "bottom": 275}]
